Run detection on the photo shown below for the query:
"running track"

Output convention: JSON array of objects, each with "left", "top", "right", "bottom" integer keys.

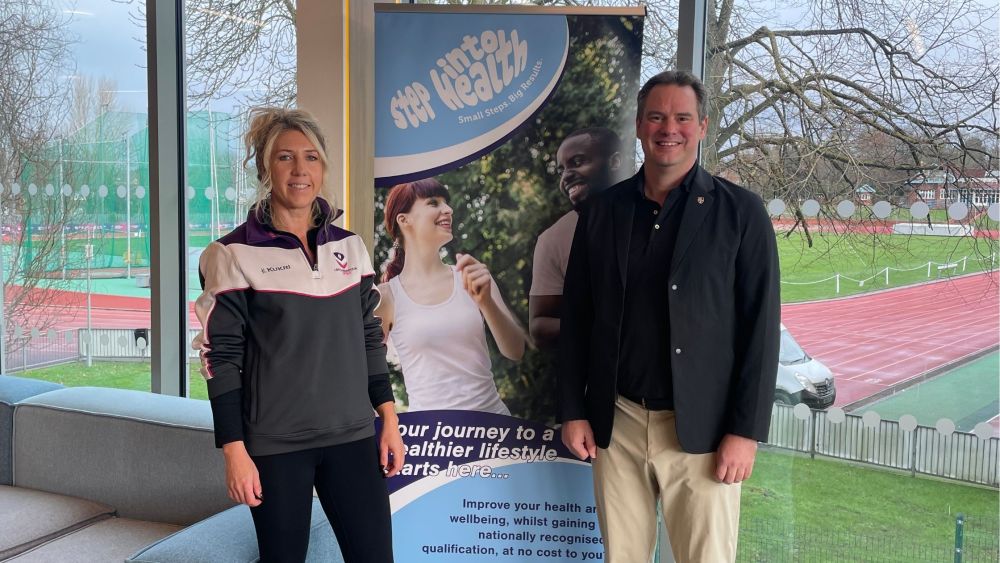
[
  {"left": 782, "top": 273, "right": 999, "bottom": 420},
  {"left": 11, "top": 274, "right": 1000, "bottom": 426}
]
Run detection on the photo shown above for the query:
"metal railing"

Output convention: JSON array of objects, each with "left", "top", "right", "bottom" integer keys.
[
  {"left": 4, "top": 329, "right": 81, "bottom": 371},
  {"left": 768, "top": 404, "right": 999, "bottom": 486},
  {"left": 738, "top": 515, "right": 999, "bottom": 563}
]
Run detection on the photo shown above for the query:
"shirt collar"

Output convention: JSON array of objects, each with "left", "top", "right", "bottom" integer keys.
[
  {"left": 635, "top": 162, "right": 699, "bottom": 201},
  {"left": 245, "top": 197, "right": 342, "bottom": 244}
]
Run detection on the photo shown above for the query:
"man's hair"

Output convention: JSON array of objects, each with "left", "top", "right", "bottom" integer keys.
[
  {"left": 636, "top": 70, "right": 708, "bottom": 121},
  {"left": 563, "top": 127, "right": 621, "bottom": 158}
]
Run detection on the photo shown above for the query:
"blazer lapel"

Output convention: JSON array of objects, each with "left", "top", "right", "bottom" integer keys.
[
  {"left": 670, "top": 167, "right": 715, "bottom": 273},
  {"left": 613, "top": 188, "right": 635, "bottom": 288}
]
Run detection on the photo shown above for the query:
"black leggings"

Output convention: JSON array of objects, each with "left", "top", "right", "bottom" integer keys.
[{"left": 249, "top": 436, "right": 393, "bottom": 563}]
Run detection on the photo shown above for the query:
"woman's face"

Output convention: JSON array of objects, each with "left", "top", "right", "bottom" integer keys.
[
  {"left": 399, "top": 195, "right": 453, "bottom": 248},
  {"left": 267, "top": 129, "right": 324, "bottom": 215}
]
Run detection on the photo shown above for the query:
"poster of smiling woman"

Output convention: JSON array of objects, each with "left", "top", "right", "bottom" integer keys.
[{"left": 373, "top": 5, "right": 643, "bottom": 561}]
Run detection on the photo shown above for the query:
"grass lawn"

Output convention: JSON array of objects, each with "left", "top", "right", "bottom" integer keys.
[
  {"left": 777, "top": 232, "right": 997, "bottom": 302},
  {"left": 21, "top": 360, "right": 209, "bottom": 400},
  {"left": 16, "top": 362, "right": 1000, "bottom": 561},
  {"left": 740, "top": 448, "right": 998, "bottom": 562}
]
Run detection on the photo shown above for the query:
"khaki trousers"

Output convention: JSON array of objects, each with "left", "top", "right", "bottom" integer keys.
[{"left": 592, "top": 397, "right": 741, "bottom": 563}]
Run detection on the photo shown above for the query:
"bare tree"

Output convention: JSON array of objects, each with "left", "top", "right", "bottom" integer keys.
[
  {"left": 180, "top": 0, "right": 997, "bottom": 250},
  {"left": 0, "top": 3, "right": 133, "bottom": 366},
  {"left": 0, "top": 0, "right": 80, "bottom": 363},
  {"left": 700, "top": 0, "right": 997, "bottom": 197},
  {"left": 183, "top": 0, "right": 297, "bottom": 109},
  {"left": 546, "top": 0, "right": 997, "bottom": 254}
]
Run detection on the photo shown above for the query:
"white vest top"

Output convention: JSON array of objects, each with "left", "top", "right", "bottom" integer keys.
[{"left": 388, "top": 268, "right": 510, "bottom": 415}]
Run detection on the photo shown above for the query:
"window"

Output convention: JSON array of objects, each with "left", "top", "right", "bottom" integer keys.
[
  {"left": 702, "top": 0, "right": 998, "bottom": 558},
  {"left": 2, "top": 1, "right": 152, "bottom": 389},
  {"left": 184, "top": 1, "right": 298, "bottom": 400}
]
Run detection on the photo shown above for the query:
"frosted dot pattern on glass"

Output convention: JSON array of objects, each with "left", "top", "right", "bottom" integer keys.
[
  {"left": 872, "top": 201, "right": 892, "bottom": 219},
  {"left": 898, "top": 415, "right": 918, "bottom": 432},
  {"left": 947, "top": 202, "right": 968, "bottom": 220},
  {"left": 974, "top": 422, "right": 993, "bottom": 440},
  {"left": 935, "top": 418, "right": 956, "bottom": 436},
  {"left": 801, "top": 199, "right": 820, "bottom": 217},
  {"left": 767, "top": 198, "right": 786, "bottom": 216},
  {"left": 826, "top": 407, "right": 846, "bottom": 424},
  {"left": 836, "top": 200, "right": 855, "bottom": 218},
  {"left": 861, "top": 411, "right": 880, "bottom": 428}
]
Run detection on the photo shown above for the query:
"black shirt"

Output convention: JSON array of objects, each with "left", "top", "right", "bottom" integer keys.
[{"left": 616, "top": 164, "right": 696, "bottom": 409}]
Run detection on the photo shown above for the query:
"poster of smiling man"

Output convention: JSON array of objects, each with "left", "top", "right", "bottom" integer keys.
[{"left": 373, "top": 5, "right": 643, "bottom": 561}]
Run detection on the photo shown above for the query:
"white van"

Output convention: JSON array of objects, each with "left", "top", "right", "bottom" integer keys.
[{"left": 774, "top": 324, "right": 836, "bottom": 408}]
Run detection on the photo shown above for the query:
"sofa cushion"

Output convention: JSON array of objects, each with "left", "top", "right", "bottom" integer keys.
[
  {"left": 0, "top": 485, "right": 114, "bottom": 560},
  {"left": 127, "top": 497, "right": 344, "bottom": 563},
  {"left": 7, "top": 517, "right": 182, "bottom": 562},
  {"left": 0, "top": 375, "right": 63, "bottom": 485},
  {"left": 13, "top": 386, "right": 233, "bottom": 525}
]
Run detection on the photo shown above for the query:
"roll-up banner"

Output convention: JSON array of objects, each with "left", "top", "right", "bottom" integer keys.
[{"left": 373, "top": 5, "right": 644, "bottom": 561}]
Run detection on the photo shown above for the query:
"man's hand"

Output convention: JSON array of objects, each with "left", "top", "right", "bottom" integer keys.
[
  {"left": 222, "top": 441, "right": 262, "bottom": 507},
  {"left": 561, "top": 419, "right": 598, "bottom": 461},
  {"left": 715, "top": 433, "right": 757, "bottom": 484}
]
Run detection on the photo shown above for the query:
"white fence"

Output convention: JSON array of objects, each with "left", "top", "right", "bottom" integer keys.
[
  {"left": 768, "top": 404, "right": 999, "bottom": 486},
  {"left": 76, "top": 328, "right": 202, "bottom": 359}
]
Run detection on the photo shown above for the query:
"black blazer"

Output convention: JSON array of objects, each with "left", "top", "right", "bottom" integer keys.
[{"left": 557, "top": 166, "right": 781, "bottom": 454}]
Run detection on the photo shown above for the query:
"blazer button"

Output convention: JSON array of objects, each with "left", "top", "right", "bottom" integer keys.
[
  {"left": 674, "top": 348, "right": 682, "bottom": 354},
  {"left": 671, "top": 284, "right": 678, "bottom": 290}
]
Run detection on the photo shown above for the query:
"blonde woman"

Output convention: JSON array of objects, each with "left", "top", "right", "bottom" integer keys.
[{"left": 194, "top": 108, "right": 401, "bottom": 562}]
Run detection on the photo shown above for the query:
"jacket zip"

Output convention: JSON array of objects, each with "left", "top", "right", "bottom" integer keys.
[{"left": 272, "top": 227, "right": 322, "bottom": 279}]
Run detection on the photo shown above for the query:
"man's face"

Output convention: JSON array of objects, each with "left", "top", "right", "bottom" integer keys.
[
  {"left": 636, "top": 84, "right": 707, "bottom": 174},
  {"left": 556, "top": 134, "right": 614, "bottom": 206}
]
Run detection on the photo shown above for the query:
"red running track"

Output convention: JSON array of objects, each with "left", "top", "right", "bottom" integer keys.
[
  {"left": 4, "top": 288, "right": 200, "bottom": 331},
  {"left": 782, "top": 273, "right": 999, "bottom": 412},
  {"left": 11, "top": 275, "right": 1000, "bottom": 425}
]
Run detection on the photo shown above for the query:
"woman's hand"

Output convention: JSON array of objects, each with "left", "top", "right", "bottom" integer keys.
[
  {"left": 222, "top": 441, "right": 262, "bottom": 507},
  {"left": 456, "top": 253, "right": 495, "bottom": 307},
  {"left": 376, "top": 403, "right": 405, "bottom": 477},
  {"left": 456, "top": 253, "right": 526, "bottom": 361}
]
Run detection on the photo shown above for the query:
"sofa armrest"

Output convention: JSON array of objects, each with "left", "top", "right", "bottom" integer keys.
[{"left": 0, "top": 375, "right": 63, "bottom": 485}]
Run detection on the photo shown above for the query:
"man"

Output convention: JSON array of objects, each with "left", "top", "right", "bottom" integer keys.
[
  {"left": 529, "top": 127, "right": 622, "bottom": 348},
  {"left": 558, "top": 70, "right": 780, "bottom": 562}
]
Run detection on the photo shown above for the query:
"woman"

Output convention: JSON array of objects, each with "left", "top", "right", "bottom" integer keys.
[
  {"left": 376, "top": 178, "right": 526, "bottom": 414},
  {"left": 193, "top": 107, "right": 402, "bottom": 563}
]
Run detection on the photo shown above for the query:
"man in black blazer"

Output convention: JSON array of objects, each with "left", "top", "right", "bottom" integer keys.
[{"left": 558, "top": 70, "right": 780, "bottom": 562}]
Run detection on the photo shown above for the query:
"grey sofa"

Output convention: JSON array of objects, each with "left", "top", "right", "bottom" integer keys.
[{"left": 0, "top": 375, "right": 342, "bottom": 562}]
